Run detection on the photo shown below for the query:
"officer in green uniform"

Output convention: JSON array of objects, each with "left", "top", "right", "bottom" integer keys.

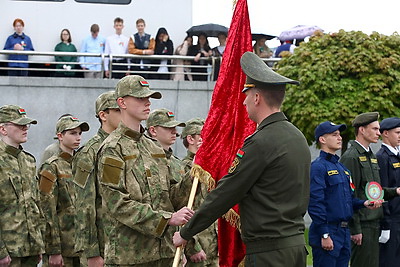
[
  {"left": 96, "top": 75, "right": 194, "bottom": 266},
  {"left": 72, "top": 91, "right": 121, "bottom": 267},
  {"left": 181, "top": 118, "right": 219, "bottom": 267},
  {"left": 38, "top": 115, "right": 89, "bottom": 267},
  {"left": 146, "top": 108, "right": 191, "bottom": 210},
  {"left": 340, "top": 112, "right": 400, "bottom": 267},
  {"left": 0, "top": 105, "right": 45, "bottom": 267},
  {"left": 173, "top": 52, "right": 311, "bottom": 267}
]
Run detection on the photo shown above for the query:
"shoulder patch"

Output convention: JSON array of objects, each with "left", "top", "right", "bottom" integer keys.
[
  {"left": 228, "top": 157, "right": 240, "bottom": 173},
  {"left": 371, "top": 158, "right": 378, "bottom": 164},
  {"left": 39, "top": 169, "right": 56, "bottom": 194},
  {"left": 101, "top": 157, "right": 124, "bottom": 185},
  {"left": 393, "top": 163, "right": 400, "bottom": 168}
]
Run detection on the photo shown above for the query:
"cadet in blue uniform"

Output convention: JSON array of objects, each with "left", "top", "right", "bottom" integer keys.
[
  {"left": 376, "top": 117, "right": 400, "bottom": 267},
  {"left": 309, "top": 121, "right": 378, "bottom": 267}
]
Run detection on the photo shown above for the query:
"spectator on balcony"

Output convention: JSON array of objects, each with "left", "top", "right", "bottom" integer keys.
[
  {"left": 54, "top": 29, "right": 78, "bottom": 77},
  {"left": 187, "top": 33, "right": 211, "bottom": 81},
  {"left": 3, "top": 18, "right": 34, "bottom": 76},
  {"left": 152, "top": 27, "right": 174, "bottom": 80},
  {"left": 128, "top": 18, "right": 155, "bottom": 79},
  {"left": 253, "top": 36, "right": 272, "bottom": 59},
  {"left": 172, "top": 35, "right": 193, "bottom": 81},
  {"left": 79, "top": 24, "right": 106, "bottom": 79},
  {"left": 104, "top": 17, "right": 129, "bottom": 79},
  {"left": 211, "top": 32, "right": 227, "bottom": 81}
]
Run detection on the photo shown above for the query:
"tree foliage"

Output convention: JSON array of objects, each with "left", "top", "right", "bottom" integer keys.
[{"left": 275, "top": 30, "right": 400, "bottom": 151}]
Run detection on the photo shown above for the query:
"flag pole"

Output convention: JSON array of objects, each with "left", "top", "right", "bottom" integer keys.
[{"left": 172, "top": 176, "right": 199, "bottom": 267}]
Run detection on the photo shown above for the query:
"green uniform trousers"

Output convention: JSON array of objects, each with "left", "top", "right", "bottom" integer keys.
[
  {"left": 351, "top": 220, "right": 380, "bottom": 267},
  {"left": 244, "top": 245, "right": 307, "bottom": 267}
]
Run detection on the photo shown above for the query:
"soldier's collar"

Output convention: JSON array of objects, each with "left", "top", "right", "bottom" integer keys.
[
  {"left": 120, "top": 123, "right": 144, "bottom": 141},
  {"left": 59, "top": 151, "right": 73, "bottom": 162},
  {"left": 5, "top": 144, "right": 22, "bottom": 157},
  {"left": 164, "top": 148, "right": 173, "bottom": 159}
]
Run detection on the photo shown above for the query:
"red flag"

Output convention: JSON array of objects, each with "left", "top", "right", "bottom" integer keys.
[{"left": 192, "top": 0, "right": 255, "bottom": 266}]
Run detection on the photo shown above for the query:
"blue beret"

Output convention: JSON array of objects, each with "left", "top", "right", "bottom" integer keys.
[{"left": 380, "top": 117, "right": 400, "bottom": 133}]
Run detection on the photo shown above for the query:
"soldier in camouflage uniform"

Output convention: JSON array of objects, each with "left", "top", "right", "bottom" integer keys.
[
  {"left": 181, "top": 118, "right": 219, "bottom": 267},
  {"left": 96, "top": 75, "right": 194, "bottom": 266},
  {"left": 40, "top": 114, "right": 74, "bottom": 165},
  {"left": 39, "top": 116, "right": 89, "bottom": 267},
  {"left": 0, "top": 105, "right": 45, "bottom": 267},
  {"left": 73, "top": 91, "right": 121, "bottom": 267}
]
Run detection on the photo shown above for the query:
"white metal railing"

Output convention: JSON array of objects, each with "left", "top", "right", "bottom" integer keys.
[{"left": 0, "top": 50, "right": 281, "bottom": 80}]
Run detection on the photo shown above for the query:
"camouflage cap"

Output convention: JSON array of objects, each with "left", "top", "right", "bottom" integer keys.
[
  {"left": 95, "top": 91, "right": 119, "bottom": 115},
  {"left": 0, "top": 105, "right": 37, "bottom": 125},
  {"left": 352, "top": 112, "right": 380, "bottom": 127},
  {"left": 181, "top": 118, "right": 205, "bottom": 139},
  {"left": 146, "top": 108, "right": 185, "bottom": 128},
  {"left": 56, "top": 115, "right": 90, "bottom": 134},
  {"left": 115, "top": 75, "right": 162, "bottom": 99},
  {"left": 240, "top": 51, "right": 299, "bottom": 92}
]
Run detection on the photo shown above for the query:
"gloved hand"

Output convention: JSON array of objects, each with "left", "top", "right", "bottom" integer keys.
[{"left": 379, "top": 230, "right": 390, "bottom": 243}]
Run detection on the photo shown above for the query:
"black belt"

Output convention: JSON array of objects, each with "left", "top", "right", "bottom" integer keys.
[{"left": 329, "top": 221, "right": 348, "bottom": 228}]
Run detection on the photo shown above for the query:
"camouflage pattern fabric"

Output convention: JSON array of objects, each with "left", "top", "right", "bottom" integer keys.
[
  {"left": 97, "top": 122, "right": 191, "bottom": 265},
  {"left": 182, "top": 150, "right": 219, "bottom": 267},
  {"left": 72, "top": 128, "right": 108, "bottom": 258},
  {"left": 38, "top": 147, "right": 80, "bottom": 258},
  {"left": 0, "top": 140, "right": 45, "bottom": 259}
]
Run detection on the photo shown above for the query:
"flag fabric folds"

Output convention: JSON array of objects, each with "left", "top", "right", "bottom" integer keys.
[{"left": 191, "top": 0, "right": 255, "bottom": 265}]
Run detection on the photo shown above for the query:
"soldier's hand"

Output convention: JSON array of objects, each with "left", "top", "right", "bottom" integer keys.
[
  {"left": 321, "top": 236, "right": 334, "bottom": 251},
  {"left": 88, "top": 256, "right": 104, "bottom": 267},
  {"left": 351, "top": 233, "right": 363, "bottom": 246},
  {"left": 0, "top": 255, "right": 11, "bottom": 267},
  {"left": 169, "top": 207, "right": 194, "bottom": 226},
  {"left": 364, "top": 199, "right": 383, "bottom": 209},
  {"left": 49, "top": 254, "right": 64, "bottom": 267},
  {"left": 190, "top": 250, "right": 207, "bottom": 263},
  {"left": 173, "top": 231, "right": 188, "bottom": 247}
]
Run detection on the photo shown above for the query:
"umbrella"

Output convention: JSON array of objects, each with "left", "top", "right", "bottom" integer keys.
[
  {"left": 252, "top": 33, "right": 276, "bottom": 41},
  {"left": 278, "top": 25, "right": 323, "bottom": 41},
  {"left": 186, "top": 23, "right": 229, "bottom": 37}
]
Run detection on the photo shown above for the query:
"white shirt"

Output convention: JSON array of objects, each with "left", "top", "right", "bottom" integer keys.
[
  {"left": 355, "top": 140, "right": 370, "bottom": 152},
  {"left": 382, "top": 142, "right": 399, "bottom": 155},
  {"left": 104, "top": 33, "right": 129, "bottom": 71}
]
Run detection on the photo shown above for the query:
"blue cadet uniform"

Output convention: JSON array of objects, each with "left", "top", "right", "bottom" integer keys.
[
  {"left": 376, "top": 117, "right": 400, "bottom": 267},
  {"left": 309, "top": 150, "right": 365, "bottom": 267},
  {"left": 309, "top": 121, "right": 365, "bottom": 267}
]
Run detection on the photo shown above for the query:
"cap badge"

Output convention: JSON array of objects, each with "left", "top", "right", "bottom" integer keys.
[
  {"left": 71, "top": 117, "right": 79, "bottom": 121},
  {"left": 18, "top": 109, "right": 26, "bottom": 115},
  {"left": 167, "top": 111, "right": 175, "bottom": 117},
  {"left": 236, "top": 149, "right": 245, "bottom": 158},
  {"left": 139, "top": 81, "right": 149, "bottom": 87},
  {"left": 330, "top": 122, "right": 336, "bottom": 126}
]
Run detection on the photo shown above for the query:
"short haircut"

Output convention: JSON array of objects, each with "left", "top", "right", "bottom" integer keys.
[
  {"left": 60, "top": 29, "right": 72, "bottom": 43},
  {"left": 354, "top": 126, "right": 360, "bottom": 137},
  {"left": 13, "top": 18, "right": 24, "bottom": 27},
  {"left": 114, "top": 17, "right": 124, "bottom": 24},
  {"left": 182, "top": 136, "right": 189, "bottom": 148},
  {"left": 256, "top": 88, "right": 285, "bottom": 108},
  {"left": 90, "top": 24, "right": 100, "bottom": 33},
  {"left": 136, "top": 18, "right": 145, "bottom": 25}
]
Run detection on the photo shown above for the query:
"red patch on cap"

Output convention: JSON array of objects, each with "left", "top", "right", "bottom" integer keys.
[
  {"left": 71, "top": 117, "right": 79, "bottom": 121},
  {"left": 139, "top": 81, "right": 149, "bottom": 87},
  {"left": 236, "top": 149, "right": 245, "bottom": 158},
  {"left": 18, "top": 109, "right": 26, "bottom": 115},
  {"left": 167, "top": 111, "right": 175, "bottom": 117}
]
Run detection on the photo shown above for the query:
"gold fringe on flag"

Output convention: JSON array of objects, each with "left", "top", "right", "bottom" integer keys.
[{"left": 190, "top": 163, "right": 241, "bottom": 231}]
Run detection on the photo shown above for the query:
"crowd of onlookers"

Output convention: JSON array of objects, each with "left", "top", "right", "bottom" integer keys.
[{"left": 2, "top": 17, "right": 298, "bottom": 80}]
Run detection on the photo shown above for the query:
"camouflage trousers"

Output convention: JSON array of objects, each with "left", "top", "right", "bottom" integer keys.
[
  {"left": 105, "top": 258, "right": 173, "bottom": 267},
  {"left": 9, "top": 256, "right": 40, "bottom": 267},
  {"left": 42, "top": 255, "right": 86, "bottom": 267}
]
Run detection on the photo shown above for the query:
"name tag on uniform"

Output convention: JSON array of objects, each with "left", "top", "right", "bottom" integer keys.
[
  {"left": 393, "top": 163, "right": 400, "bottom": 168},
  {"left": 328, "top": 170, "right": 339, "bottom": 176},
  {"left": 371, "top": 159, "right": 378, "bottom": 164},
  {"left": 359, "top": 156, "right": 367, "bottom": 162}
]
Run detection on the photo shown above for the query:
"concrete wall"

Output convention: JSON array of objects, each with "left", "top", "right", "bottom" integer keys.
[{"left": 0, "top": 76, "right": 215, "bottom": 162}]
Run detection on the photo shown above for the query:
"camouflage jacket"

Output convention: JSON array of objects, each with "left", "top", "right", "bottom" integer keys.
[
  {"left": 38, "top": 147, "right": 78, "bottom": 257},
  {"left": 97, "top": 123, "right": 191, "bottom": 265},
  {"left": 72, "top": 128, "right": 108, "bottom": 258},
  {"left": 0, "top": 140, "right": 45, "bottom": 259},
  {"left": 182, "top": 150, "right": 218, "bottom": 264}
]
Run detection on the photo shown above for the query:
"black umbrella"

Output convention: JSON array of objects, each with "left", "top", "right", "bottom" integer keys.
[
  {"left": 252, "top": 33, "right": 276, "bottom": 41},
  {"left": 186, "top": 23, "right": 229, "bottom": 37}
]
